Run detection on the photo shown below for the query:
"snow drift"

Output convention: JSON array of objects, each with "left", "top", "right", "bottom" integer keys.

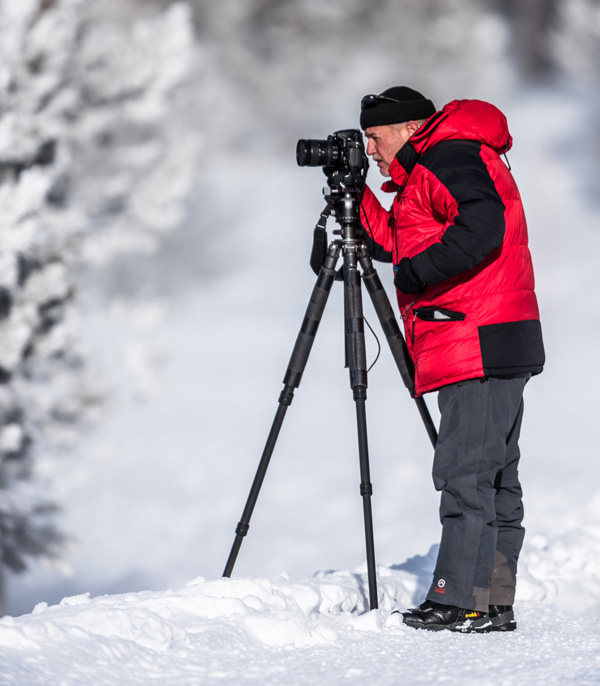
[{"left": 1, "top": 513, "right": 599, "bottom": 686}]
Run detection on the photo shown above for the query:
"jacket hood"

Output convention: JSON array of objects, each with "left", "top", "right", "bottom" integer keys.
[
  {"left": 382, "top": 100, "right": 512, "bottom": 193},
  {"left": 386, "top": 99, "right": 513, "bottom": 189},
  {"left": 411, "top": 99, "right": 513, "bottom": 155}
]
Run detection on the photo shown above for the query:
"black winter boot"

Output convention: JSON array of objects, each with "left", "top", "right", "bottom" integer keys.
[
  {"left": 489, "top": 605, "right": 517, "bottom": 631},
  {"left": 401, "top": 600, "right": 491, "bottom": 633}
]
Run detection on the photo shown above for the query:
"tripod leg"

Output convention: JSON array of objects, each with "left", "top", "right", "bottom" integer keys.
[
  {"left": 359, "top": 254, "right": 438, "bottom": 448},
  {"left": 223, "top": 244, "right": 341, "bottom": 578},
  {"left": 343, "top": 248, "right": 378, "bottom": 610}
]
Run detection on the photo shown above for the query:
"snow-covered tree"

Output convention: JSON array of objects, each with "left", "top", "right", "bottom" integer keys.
[{"left": 0, "top": 0, "right": 196, "bottom": 613}]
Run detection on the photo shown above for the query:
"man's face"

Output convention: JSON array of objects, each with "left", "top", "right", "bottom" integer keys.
[{"left": 364, "top": 123, "right": 414, "bottom": 177}]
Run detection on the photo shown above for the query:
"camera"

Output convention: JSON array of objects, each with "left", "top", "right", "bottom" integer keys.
[{"left": 296, "top": 129, "right": 368, "bottom": 193}]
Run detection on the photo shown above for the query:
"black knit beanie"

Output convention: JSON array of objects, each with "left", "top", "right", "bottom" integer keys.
[{"left": 360, "top": 86, "right": 436, "bottom": 129}]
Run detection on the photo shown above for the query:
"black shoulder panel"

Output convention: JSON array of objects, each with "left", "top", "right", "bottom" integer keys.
[{"left": 411, "top": 140, "right": 506, "bottom": 286}]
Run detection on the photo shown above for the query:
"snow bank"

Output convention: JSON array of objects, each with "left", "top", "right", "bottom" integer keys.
[
  {"left": 517, "top": 493, "right": 600, "bottom": 612},
  {"left": 0, "top": 563, "right": 599, "bottom": 686},
  {"left": 3, "top": 506, "right": 600, "bottom": 686},
  {"left": 0, "top": 569, "right": 405, "bottom": 686},
  {"left": 2, "top": 568, "right": 411, "bottom": 650}
]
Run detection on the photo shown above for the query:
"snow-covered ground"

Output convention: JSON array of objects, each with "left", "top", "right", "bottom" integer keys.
[
  {"left": 3, "top": 83, "right": 600, "bottom": 683},
  {"left": 1, "top": 563, "right": 599, "bottom": 685}
]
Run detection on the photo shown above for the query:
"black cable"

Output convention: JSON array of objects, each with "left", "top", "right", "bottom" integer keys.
[{"left": 364, "top": 315, "right": 381, "bottom": 373}]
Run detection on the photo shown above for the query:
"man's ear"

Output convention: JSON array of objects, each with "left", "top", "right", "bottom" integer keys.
[{"left": 406, "top": 120, "right": 421, "bottom": 136}]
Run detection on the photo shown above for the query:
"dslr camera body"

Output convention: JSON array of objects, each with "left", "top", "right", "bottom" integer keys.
[{"left": 296, "top": 129, "right": 368, "bottom": 194}]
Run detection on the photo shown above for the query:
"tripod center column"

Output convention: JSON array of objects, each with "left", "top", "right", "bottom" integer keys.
[{"left": 337, "top": 193, "right": 368, "bottom": 397}]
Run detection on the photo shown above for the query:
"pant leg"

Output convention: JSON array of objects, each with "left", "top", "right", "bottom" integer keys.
[
  {"left": 490, "top": 395, "right": 526, "bottom": 605},
  {"left": 425, "top": 376, "right": 527, "bottom": 612}
]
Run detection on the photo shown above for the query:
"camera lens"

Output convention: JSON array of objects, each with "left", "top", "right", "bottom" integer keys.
[{"left": 296, "top": 139, "right": 341, "bottom": 167}]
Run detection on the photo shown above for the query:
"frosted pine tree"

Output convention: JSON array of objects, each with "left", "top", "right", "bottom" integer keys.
[{"left": 0, "top": 0, "right": 196, "bottom": 614}]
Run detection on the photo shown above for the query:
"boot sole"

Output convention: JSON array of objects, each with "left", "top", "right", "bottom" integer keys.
[{"left": 402, "top": 615, "right": 493, "bottom": 633}]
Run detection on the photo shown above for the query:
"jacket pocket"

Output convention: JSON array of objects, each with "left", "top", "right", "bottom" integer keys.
[
  {"left": 410, "top": 307, "right": 467, "bottom": 349},
  {"left": 413, "top": 307, "right": 466, "bottom": 322}
]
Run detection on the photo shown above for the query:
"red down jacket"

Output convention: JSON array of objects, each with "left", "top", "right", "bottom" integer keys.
[{"left": 360, "top": 99, "right": 545, "bottom": 396}]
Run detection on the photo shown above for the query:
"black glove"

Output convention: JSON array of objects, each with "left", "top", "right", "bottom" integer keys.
[{"left": 393, "top": 257, "right": 426, "bottom": 295}]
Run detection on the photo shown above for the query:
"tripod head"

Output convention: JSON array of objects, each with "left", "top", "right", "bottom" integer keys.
[
  {"left": 308, "top": 183, "right": 366, "bottom": 277},
  {"left": 324, "top": 186, "right": 363, "bottom": 245}
]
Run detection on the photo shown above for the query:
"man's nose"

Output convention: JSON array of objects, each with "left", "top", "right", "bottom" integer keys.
[{"left": 366, "top": 139, "right": 375, "bottom": 156}]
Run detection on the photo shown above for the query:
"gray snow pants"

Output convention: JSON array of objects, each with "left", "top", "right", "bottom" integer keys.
[{"left": 425, "top": 376, "right": 528, "bottom": 612}]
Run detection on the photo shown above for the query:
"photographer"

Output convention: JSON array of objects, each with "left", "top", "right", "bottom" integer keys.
[{"left": 359, "top": 87, "right": 545, "bottom": 632}]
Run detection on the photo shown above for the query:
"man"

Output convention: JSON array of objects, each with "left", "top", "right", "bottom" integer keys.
[{"left": 359, "top": 87, "right": 545, "bottom": 632}]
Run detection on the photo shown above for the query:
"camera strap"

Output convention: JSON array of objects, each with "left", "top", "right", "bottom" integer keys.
[{"left": 310, "top": 202, "right": 333, "bottom": 275}]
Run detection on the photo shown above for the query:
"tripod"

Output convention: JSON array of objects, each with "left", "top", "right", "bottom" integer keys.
[{"left": 222, "top": 188, "right": 437, "bottom": 610}]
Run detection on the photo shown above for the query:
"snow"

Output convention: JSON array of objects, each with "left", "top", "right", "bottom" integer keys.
[{"left": 1, "top": 566, "right": 599, "bottom": 685}]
